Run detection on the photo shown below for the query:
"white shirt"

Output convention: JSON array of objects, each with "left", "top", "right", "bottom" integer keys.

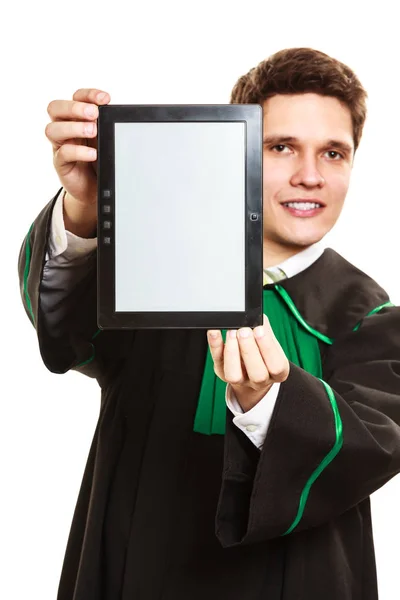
[{"left": 45, "top": 187, "right": 325, "bottom": 449}]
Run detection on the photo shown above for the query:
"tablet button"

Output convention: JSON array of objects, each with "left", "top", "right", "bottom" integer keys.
[
  {"left": 102, "top": 205, "right": 111, "bottom": 214},
  {"left": 103, "top": 221, "right": 112, "bottom": 229},
  {"left": 102, "top": 189, "right": 111, "bottom": 198},
  {"left": 103, "top": 236, "right": 111, "bottom": 245},
  {"left": 250, "top": 213, "right": 258, "bottom": 221}
]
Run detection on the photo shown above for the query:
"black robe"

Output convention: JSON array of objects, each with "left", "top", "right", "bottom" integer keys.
[{"left": 18, "top": 189, "right": 400, "bottom": 600}]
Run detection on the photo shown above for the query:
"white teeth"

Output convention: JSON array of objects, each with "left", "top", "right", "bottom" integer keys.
[{"left": 284, "top": 202, "right": 322, "bottom": 210}]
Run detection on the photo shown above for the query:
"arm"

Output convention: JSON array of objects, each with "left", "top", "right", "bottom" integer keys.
[
  {"left": 42, "top": 187, "right": 98, "bottom": 333},
  {"left": 216, "top": 306, "right": 400, "bottom": 546},
  {"left": 45, "top": 187, "right": 97, "bottom": 261},
  {"left": 18, "top": 187, "right": 132, "bottom": 382}
]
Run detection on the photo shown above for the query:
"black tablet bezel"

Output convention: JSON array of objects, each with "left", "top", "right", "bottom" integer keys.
[{"left": 97, "top": 104, "right": 263, "bottom": 330}]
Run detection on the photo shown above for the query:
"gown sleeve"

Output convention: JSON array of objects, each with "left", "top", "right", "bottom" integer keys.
[
  {"left": 215, "top": 304, "right": 400, "bottom": 546},
  {"left": 18, "top": 187, "right": 131, "bottom": 382}
]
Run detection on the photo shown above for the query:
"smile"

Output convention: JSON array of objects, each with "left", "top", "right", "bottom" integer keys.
[
  {"left": 282, "top": 202, "right": 323, "bottom": 210},
  {"left": 280, "top": 201, "right": 325, "bottom": 218}
]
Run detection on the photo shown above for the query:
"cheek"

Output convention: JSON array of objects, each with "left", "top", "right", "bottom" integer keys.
[
  {"left": 329, "top": 172, "right": 351, "bottom": 211},
  {"left": 262, "top": 160, "right": 288, "bottom": 198}
]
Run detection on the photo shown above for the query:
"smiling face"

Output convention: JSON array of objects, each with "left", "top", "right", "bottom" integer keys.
[{"left": 261, "top": 93, "right": 355, "bottom": 265}]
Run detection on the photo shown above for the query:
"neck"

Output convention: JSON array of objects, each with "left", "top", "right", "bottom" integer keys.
[{"left": 263, "top": 238, "right": 312, "bottom": 269}]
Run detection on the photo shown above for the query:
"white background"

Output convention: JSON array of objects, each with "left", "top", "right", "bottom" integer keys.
[{"left": 2, "top": 1, "right": 400, "bottom": 598}]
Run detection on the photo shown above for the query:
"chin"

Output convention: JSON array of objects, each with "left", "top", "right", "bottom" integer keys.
[{"left": 278, "top": 230, "right": 326, "bottom": 249}]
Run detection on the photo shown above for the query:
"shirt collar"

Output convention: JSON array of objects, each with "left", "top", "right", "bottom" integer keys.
[{"left": 265, "top": 242, "right": 326, "bottom": 281}]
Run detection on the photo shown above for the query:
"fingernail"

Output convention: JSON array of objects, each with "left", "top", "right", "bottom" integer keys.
[
  {"left": 229, "top": 330, "right": 237, "bottom": 339},
  {"left": 209, "top": 331, "right": 219, "bottom": 339},
  {"left": 239, "top": 328, "right": 251, "bottom": 338},
  {"left": 255, "top": 326, "right": 264, "bottom": 338},
  {"left": 97, "top": 92, "right": 107, "bottom": 102}
]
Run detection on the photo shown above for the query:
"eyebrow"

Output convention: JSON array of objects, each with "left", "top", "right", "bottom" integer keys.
[{"left": 263, "top": 135, "right": 353, "bottom": 155}]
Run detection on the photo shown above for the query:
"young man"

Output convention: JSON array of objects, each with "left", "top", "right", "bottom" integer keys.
[{"left": 18, "top": 48, "right": 400, "bottom": 599}]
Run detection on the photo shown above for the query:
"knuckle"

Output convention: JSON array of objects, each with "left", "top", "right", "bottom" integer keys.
[
  {"left": 72, "top": 89, "right": 84, "bottom": 100},
  {"left": 267, "top": 361, "right": 281, "bottom": 375},
  {"left": 56, "top": 144, "right": 66, "bottom": 158},
  {"left": 44, "top": 122, "right": 53, "bottom": 139},
  {"left": 213, "top": 367, "right": 227, "bottom": 382},
  {"left": 228, "top": 376, "right": 243, "bottom": 385},
  {"left": 250, "top": 373, "right": 268, "bottom": 386},
  {"left": 275, "top": 374, "right": 287, "bottom": 383},
  {"left": 223, "top": 365, "right": 243, "bottom": 384},
  {"left": 46, "top": 100, "right": 55, "bottom": 116},
  {"left": 269, "top": 365, "right": 288, "bottom": 381}
]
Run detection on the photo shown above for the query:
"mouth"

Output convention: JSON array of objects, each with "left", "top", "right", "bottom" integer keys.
[{"left": 280, "top": 200, "right": 325, "bottom": 217}]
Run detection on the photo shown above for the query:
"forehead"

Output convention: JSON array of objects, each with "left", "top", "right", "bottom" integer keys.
[{"left": 261, "top": 93, "right": 354, "bottom": 147}]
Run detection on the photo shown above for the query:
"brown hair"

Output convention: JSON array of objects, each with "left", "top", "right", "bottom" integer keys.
[{"left": 230, "top": 48, "right": 367, "bottom": 151}]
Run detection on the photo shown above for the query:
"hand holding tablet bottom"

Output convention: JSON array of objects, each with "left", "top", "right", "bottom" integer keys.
[{"left": 207, "top": 313, "right": 290, "bottom": 412}]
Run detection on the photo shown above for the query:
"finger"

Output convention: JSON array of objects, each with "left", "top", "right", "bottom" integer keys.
[
  {"left": 54, "top": 143, "right": 97, "bottom": 171},
  {"left": 72, "top": 88, "right": 111, "bottom": 105},
  {"left": 224, "top": 330, "right": 246, "bottom": 385},
  {"left": 47, "top": 99, "right": 100, "bottom": 123},
  {"left": 236, "top": 327, "right": 270, "bottom": 388},
  {"left": 47, "top": 89, "right": 110, "bottom": 123},
  {"left": 207, "top": 330, "right": 225, "bottom": 379},
  {"left": 254, "top": 315, "right": 290, "bottom": 382},
  {"left": 45, "top": 120, "right": 97, "bottom": 151}
]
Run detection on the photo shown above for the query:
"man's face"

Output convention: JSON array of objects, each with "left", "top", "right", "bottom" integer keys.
[{"left": 261, "top": 93, "right": 354, "bottom": 252}]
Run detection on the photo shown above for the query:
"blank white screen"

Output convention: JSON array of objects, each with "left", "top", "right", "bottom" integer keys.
[{"left": 115, "top": 122, "right": 246, "bottom": 312}]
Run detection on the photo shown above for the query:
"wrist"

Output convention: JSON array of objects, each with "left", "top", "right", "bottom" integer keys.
[
  {"left": 63, "top": 191, "right": 97, "bottom": 238},
  {"left": 232, "top": 382, "right": 274, "bottom": 412}
]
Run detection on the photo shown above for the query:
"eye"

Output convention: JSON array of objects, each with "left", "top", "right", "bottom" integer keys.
[
  {"left": 271, "top": 144, "right": 291, "bottom": 153},
  {"left": 325, "top": 150, "right": 343, "bottom": 160}
]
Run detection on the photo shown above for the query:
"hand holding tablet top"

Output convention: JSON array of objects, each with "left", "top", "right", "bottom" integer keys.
[
  {"left": 97, "top": 104, "right": 264, "bottom": 330},
  {"left": 45, "top": 88, "right": 112, "bottom": 237}
]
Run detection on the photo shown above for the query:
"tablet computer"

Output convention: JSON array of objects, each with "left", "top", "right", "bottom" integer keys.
[{"left": 97, "top": 104, "right": 263, "bottom": 330}]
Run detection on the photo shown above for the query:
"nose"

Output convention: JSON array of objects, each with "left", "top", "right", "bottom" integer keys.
[{"left": 290, "top": 154, "right": 325, "bottom": 188}]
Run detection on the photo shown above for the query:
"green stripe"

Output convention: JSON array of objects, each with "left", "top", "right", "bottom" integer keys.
[
  {"left": 275, "top": 286, "right": 395, "bottom": 339},
  {"left": 76, "top": 343, "right": 95, "bottom": 368},
  {"left": 74, "top": 329, "right": 101, "bottom": 368},
  {"left": 281, "top": 379, "right": 343, "bottom": 536},
  {"left": 352, "top": 301, "right": 395, "bottom": 331},
  {"left": 75, "top": 327, "right": 101, "bottom": 368},
  {"left": 275, "top": 292, "right": 393, "bottom": 535},
  {"left": 23, "top": 223, "right": 36, "bottom": 327},
  {"left": 274, "top": 285, "right": 334, "bottom": 345}
]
